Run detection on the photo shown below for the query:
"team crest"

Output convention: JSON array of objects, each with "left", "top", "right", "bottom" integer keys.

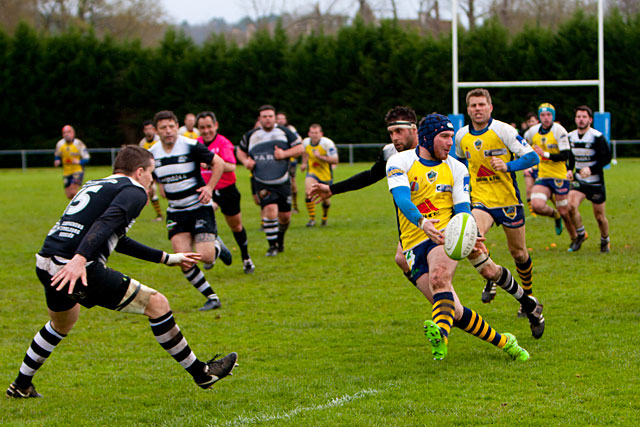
[
  {"left": 502, "top": 206, "right": 517, "bottom": 220},
  {"left": 427, "top": 170, "right": 438, "bottom": 183},
  {"left": 410, "top": 178, "right": 420, "bottom": 192},
  {"left": 465, "top": 150, "right": 471, "bottom": 159},
  {"left": 541, "top": 137, "right": 547, "bottom": 144},
  {"left": 474, "top": 139, "right": 483, "bottom": 150},
  {"left": 554, "top": 179, "right": 565, "bottom": 188}
]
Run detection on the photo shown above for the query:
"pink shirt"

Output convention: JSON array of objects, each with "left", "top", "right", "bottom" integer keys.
[{"left": 199, "top": 134, "right": 237, "bottom": 189}]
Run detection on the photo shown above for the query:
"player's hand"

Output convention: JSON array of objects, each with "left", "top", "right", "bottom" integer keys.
[
  {"left": 200, "top": 162, "right": 210, "bottom": 170},
  {"left": 533, "top": 145, "right": 545, "bottom": 159},
  {"left": 243, "top": 158, "right": 256, "bottom": 171},
  {"left": 300, "top": 163, "right": 307, "bottom": 172},
  {"left": 50, "top": 254, "right": 88, "bottom": 295},
  {"left": 473, "top": 235, "right": 487, "bottom": 253},
  {"left": 578, "top": 167, "right": 591, "bottom": 178},
  {"left": 163, "top": 252, "right": 201, "bottom": 268},
  {"left": 489, "top": 157, "right": 507, "bottom": 172},
  {"left": 54, "top": 160, "right": 61, "bottom": 167},
  {"left": 274, "top": 146, "right": 285, "bottom": 160},
  {"left": 196, "top": 186, "right": 213, "bottom": 203},
  {"left": 309, "top": 182, "right": 331, "bottom": 202},
  {"left": 566, "top": 170, "right": 574, "bottom": 181},
  {"left": 420, "top": 218, "right": 443, "bottom": 244}
]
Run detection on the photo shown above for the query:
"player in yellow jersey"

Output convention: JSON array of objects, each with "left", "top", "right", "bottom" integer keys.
[
  {"left": 524, "top": 103, "right": 571, "bottom": 236},
  {"left": 54, "top": 125, "right": 90, "bottom": 199},
  {"left": 301, "top": 124, "right": 338, "bottom": 227},
  {"left": 387, "top": 114, "right": 532, "bottom": 361},
  {"left": 178, "top": 113, "right": 200, "bottom": 140},
  {"left": 456, "top": 88, "right": 542, "bottom": 320},
  {"left": 522, "top": 112, "right": 540, "bottom": 216},
  {"left": 138, "top": 120, "right": 164, "bottom": 221}
]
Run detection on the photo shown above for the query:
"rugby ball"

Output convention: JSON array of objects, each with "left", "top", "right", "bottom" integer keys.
[{"left": 444, "top": 212, "right": 478, "bottom": 260}]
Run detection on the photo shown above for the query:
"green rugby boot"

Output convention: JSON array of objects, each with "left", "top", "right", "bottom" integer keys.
[
  {"left": 423, "top": 320, "right": 448, "bottom": 360},
  {"left": 502, "top": 333, "right": 529, "bottom": 361}
]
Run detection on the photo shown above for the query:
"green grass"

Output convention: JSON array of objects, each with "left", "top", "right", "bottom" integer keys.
[{"left": 1, "top": 160, "right": 639, "bottom": 426}]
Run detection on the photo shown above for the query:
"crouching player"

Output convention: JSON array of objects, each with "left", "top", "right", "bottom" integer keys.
[
  {"left": 6, "top": 146, "right": 237, "bottom": 398},
  {"left": 386, "top": 114, "right": 530, "bottom": 361}
]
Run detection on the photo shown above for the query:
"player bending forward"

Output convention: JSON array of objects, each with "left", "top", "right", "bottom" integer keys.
[{"left": 6, "top": 146, "right": 237, "bottom": 398}]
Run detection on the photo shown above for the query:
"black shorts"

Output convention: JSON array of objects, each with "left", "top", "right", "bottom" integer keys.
[
  {"left": 37, "top": 258, "right": 130, "bottom": 312},
  {"left": 166, "top": 205, "right": 218, "bottom": 239},
  {"left": 255, "top": 181, "right": 292, "bottom": 212},
  {"left": 213, "top": 184, "right": 241, "bottom": 217},
  {"left": 250, "top": 175, "right": 257, "bottom": 196},
  {"left": 572, "top": 180, "right": 606, "bottom": 204}
]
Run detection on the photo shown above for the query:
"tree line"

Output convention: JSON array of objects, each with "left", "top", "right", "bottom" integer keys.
[{"left": 1, "top": 10, "right": 639, "bottom": 158}]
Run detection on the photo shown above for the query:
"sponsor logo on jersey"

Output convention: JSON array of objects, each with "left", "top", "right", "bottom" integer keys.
[
  {"left": 474, "top": 139, "right": 483, "bottom": 150},
  {"left": 386, "top": 167, "right": 404, "bottom": 178},
  {"left": 436, "top": 184, "right": 452, "bottom": 193},
  {"left": 476, "top": 165, "right": 501, "bottom": 183},
  {"left": 410, "top": 178, "right": 420, "bottom": 192},
  {"left": 427, "top": 170, "right": 438, "bottom": 183},
  {"left": 484, "top": 148, "right": 508, "bottom": 157},
  {"left": 547, "top": 143, "right": 558, "bottom": 149},
  {"left": 477, "top": 165, "right": 496, "bottom": 177},
  {"left": 502, "top": 206, "right": 517, "bottom": 219},
  {"left": 417, "top": 199, "right": 439, "bottom": 215},
  {"left": 465, "top": 150, "right": 471, "bottom": 159},
  {"left": 178, "top": 156, "right": 188, "bottom": 163},
  {"left": 195, "top": 219, "right": 207, "bottom": 229}
]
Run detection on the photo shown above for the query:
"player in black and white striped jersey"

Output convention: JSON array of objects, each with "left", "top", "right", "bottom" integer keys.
[
  {"left": 149, "top": 111, "right": 232, "bottom": 311},
  {"left": 566, "top": 105, "right": 612, "bottom": 253}
]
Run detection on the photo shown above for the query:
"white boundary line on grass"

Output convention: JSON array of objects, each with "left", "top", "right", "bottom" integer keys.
[{"left": 224, "top": 388, "right": 380, "bottom": 426}]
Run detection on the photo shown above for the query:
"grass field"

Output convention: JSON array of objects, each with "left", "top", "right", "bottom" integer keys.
[{"left": 1, "top": 160, "right": 639, "bottom": 426}]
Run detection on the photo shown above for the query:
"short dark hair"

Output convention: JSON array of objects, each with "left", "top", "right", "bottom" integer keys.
[
  {"left": 309, "top": 123, "right": 323, "bottom": 131},
  {"left": 524, "top": 112, "right": 537, "bottom": 121},
  {"left": 259, "top": 104, "right": 276, "bottom": 114},
  {"left": 142, "top": 119, "right": 154, "bottom": 128},
  {"left": 153, "top": 110, "right": 178, "bottom": 126},
  {"left": 196, "top": 111, "right": 217, "bottom": 127},
  {"left": 574, "top": 105, "right": 593, "bottom": 118},
  {"left": 113, "top": 145, "right": 153, "bottom": 175},
  {"left": 384, "top": 106, "right": 417, "bottom": 124}
]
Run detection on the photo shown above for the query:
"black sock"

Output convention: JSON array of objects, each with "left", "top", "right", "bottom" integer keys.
[{"left": 233, "top": 228, "right": 250, "bottom": 260}]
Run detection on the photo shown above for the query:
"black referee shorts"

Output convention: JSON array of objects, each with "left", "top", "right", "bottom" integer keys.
[{"left": 213, "top": 184, "right": 242, "bottom": 217}]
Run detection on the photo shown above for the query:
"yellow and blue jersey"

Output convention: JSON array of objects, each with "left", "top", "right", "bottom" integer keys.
[
  {"left": 303, "top": 136, "right": 338, "bottom": 183},
  {"left": 55, "top": 139, "right": 89, "bottom": 175},
  {"left": 387, "top": 149, "right": 470, "bottom": 252},
  {"left": 178, "top": 126, "right": 200, "bottom": 140},
  {"left": 455, "top": 118, "right": 532, "bottom": 208},
  {"left": 139, "top": 135, "right": 160, "bottom": 150},
  {"left": 524, "top": 123, "right": 570, "bottom": 180}
]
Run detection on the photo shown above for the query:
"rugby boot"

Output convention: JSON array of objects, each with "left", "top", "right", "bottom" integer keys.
[
  {"left": 502, "top": 333, "right": 530, "bottom": 361},
  {"left": 243, "top": 258, "right": 255, "bottom": 274},
  {"left": 196, "top": 352, "right": 238, "bottom": 389},
  {"left": 526, "top": 296, "right": 545, "bottom": 339},
  {"left": 600, "top": 239, "right": 610, "bottom": 253},
  {"left": 423, "top": 320, "right": 448, "bottom": 360},
  {"left": 199, "top": 296, "right": 221, "bottom": 311},
  {"left": 6, "top": 382, "right": 42, "bottom": 398},
  {"left": 481, "top": 280, "right": 497, "bottom": 303},
  {"left": 215, "top": 236, "right": 233, "bottom": 266}
]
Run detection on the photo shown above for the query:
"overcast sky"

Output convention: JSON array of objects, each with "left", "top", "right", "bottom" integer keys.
[{"left": 161, "top": 0, "right": 426, "bottom": 26}]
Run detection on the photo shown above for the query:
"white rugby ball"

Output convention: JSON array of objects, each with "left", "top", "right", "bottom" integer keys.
[{"left": 444, "top": 212, "right": 478, "bottom": 260}]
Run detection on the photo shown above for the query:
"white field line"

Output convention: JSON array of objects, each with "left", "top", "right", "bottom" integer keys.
[{"left": 223, "top": 388, "right": 380, "bottom": 426}]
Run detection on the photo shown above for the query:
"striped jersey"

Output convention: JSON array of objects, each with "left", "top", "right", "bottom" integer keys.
[
  {"left": 239, "top": 125, "right": 301, "bottom": 185},
  {"left": 568, "top": 127, "right": 611, "bottom": 184},
  {"left": 149, "top": 136, "right": 216, "bottom": 212}
]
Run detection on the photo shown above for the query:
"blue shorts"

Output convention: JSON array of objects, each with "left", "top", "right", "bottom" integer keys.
[
  {"left": 473, "top": 204, "right": 526, "bottom": 229},
  {"left": 535, "top": 178, "right": 570, "bottom": 195},
  {"left": 63, "top": 172, "right": 84, "bottom": 188},
  {"left": 404, "top": 239, "right": 439, "bottom": 281},
  {"left": 524, "top": 166, "right": 538, "bottom": 180}
]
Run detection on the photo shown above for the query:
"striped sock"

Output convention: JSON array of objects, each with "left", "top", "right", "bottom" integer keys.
[
  {"left": 263, "top": 218, "right": 278, "bottom": 247},
  {"left": 322, "top": 202, "right": 330, "bottom": 221},
  {"left": 149, "top": 311, "right": 206, "bottom": 380},
  {"left": 183, "top": 265, "right": 215, "bottom": 299},
  {"left": 432, "top": 292, "right": 455, "bottom": 344},
  {"left": 15, "top": 321, "right": 66, "bottom": 389},
  {"left": 454, "top": 306, "right": 507, "bottom": 348},
  {"left": 576, "top": 225, "right": 585, "bottom": 236},
  {"left": 515, "top": 256, "right": 533, "bottom": 296},
  {"left": 151, "top": 197, "right": 163, "bottom": 218},
  {"left": 495, "top": 266, "right": 536, "bottom": 312},
  {"left": 305, "top": 198, "right": 316, "bottom": 221},
  {"left": 233, "top": 227, "right": 250, "bottom": 260}
]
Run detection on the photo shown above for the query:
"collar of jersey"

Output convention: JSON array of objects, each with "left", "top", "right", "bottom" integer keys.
[
  {"left": 107, "top": 174, "right": 145, "bottom": 190},
  {"left": 538, "top": 124, "right": 552, "bottom": 135},
  {"left": 469, "top": 118, "right": 493, "bottom": 136},
  {"left": 414, "top": 147, "right": 442, "bottom": 166}
]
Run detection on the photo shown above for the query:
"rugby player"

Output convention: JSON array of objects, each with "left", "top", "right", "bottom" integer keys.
[
  {"left": 237, "top": 105, "right": 303, "bottom": 257},
  {"left": 276, "top": 112, "right": 301, "bottom": 213},
  {"left": 301, "top": 124, "right": 339, "bottom": 227},
  {"left": 149, "top": 111, "right": 232, "bottom": 311},
  {"left": 138, "top": 119, "right": 164, "bottom": 221},
  {"left": 196, "top": 111, "right": 255, "bottom": 273},
  {"left": 387, "top": 113, "right": 531, "bottom": 361},
  {"left": 456, "top": 89, "right": 541, "bottom": 317},
  {"left": 566, "top": 105, "right": 612, "bottom": 253},
  {"left": 54, "top": 125, "right": 90, "bottom": 199},
  {"left": 524, "top": 103, "right": 572, "bottom": 235},
  {"left": 178, "top": 113, "right": 200, "bottom": 139},
  {"left": 6, "top": 145, "right": 237, "bottom": 398}
]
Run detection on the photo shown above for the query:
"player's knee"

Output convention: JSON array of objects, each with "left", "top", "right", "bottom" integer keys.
[
  {"left": 429, "top": 266, "right": 451, "bottom": 291},
  {"left": 145, "top": 292, "right": 170, "bottom": 318},
  {"left": 512, "top": 250, "right": 529, "bottom": 264}
]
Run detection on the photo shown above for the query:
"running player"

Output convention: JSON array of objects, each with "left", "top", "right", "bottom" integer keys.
[
  {"left": 54, "top": 125, "right": 90, "bottom": 199},
  {"left": 566, "top": 105, "right": 612, "bottom": 253},
  {"left": 276, "top": 112, "right": 301, "bottom": 213},
  {"left": 387, "top": 113, "right": 530, "bottom": 361},
  {"left": 178, "top": 113, "right": 200, "bottom": 139},
  {"left": 196, "top": 111, "right": 255, "bottom": 273},
  {"left": 301, "top": 124, "right": 338, "bottom": 227},
  {"left": 5, "top": 145, "right": 237, "bottom": 398},
  {"left": 149, "top": 110, "right": 232, "bottom": 311},
  {"left": 139, "top": 120, "right": 164, "bottom": 221},
  {"left": 522, "top": 112, "right": 540, "bottom": 217},
  {"left": 524, "top": 103, "right": 571, "bottom": 236},
  {"left": 456, "top": 88, "right": 541, "bottom": 318},
  {"left": 237, "top": 105, "right": 303, "bottom": 257}
]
